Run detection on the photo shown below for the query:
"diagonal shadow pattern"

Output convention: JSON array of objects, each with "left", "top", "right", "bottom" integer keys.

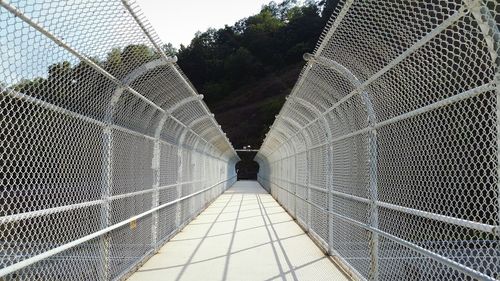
[{"left": 128, "top": 181, "right": 350, "bottom": 281}]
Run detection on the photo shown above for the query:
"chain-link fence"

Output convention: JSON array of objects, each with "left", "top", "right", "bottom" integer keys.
[
  {"left": 0, "top": 0, "right": 238, "bottom": 280},
  {"left": 256, "top": 0, "right": 500, "bottom": 280}
]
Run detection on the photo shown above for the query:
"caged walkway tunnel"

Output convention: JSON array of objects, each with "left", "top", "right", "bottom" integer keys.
[{"left": 0, "top": 0, "right": 499, "bottom": 280}]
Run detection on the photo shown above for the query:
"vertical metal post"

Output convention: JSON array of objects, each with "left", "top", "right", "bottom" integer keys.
[
  {"left": 495, "top": 27, "right": 500, "bottom": 243},
  {"left": 100, "top": 126, "right": 113, "bottom": 281},
  {"left": 189, "top": 150, "right": 195, "bottom": 216},
  {"left": 99, "top": 87, "right": 123, "bottom": 281},
  {"left": 497, "top": 73, "right": 500, "bottom": 242},
  {"left": 202, "top": 149, "right": 207, "bottom": 203},
  {"left": 293, "top": 148, "right": 298, "bottom": 218},
  {"left": 296, "top": 130, "right": 308, "bottom": 223},
  {"left": 151, "top": 114, "right": 168, "bottom": 250},
  {"left": 306, "top": 138, "right": 312, "bottom": 232},
  {"left": 363, "top": 92, "right": 379, "bottom": 281},
  {"left": 151, "top": 141, "right": 160, "bottom": 250},
  {"left": 468, "top": 0, "right": 500, "bottom": 239},
  {"left": 293, "top": 125, "right": 309, "bottom": 229},
  {"left": 281, "top": 116, "right": 306, "bottom": 221},
  {"left": 326, "top": 131, "right": 334, "bottom": 256},
  {"left": 175, "top": 145, "right": 183, "bottom": 227}
]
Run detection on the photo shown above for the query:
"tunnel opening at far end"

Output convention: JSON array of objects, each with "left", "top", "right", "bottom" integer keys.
[{"left": 235, "top": 150, "right": 260, "bottom": 180}]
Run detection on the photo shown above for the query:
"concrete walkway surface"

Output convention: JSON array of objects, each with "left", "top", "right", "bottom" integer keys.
[{"left": 128, "top": 180, "right": 350, "bottom": 281}]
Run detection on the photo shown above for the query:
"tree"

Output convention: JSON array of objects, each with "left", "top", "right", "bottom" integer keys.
[
  {"left": 163, "top": 43, "right": 178, "bottom": 56},
  {"left": 9, "top": 0, "right": 332, "bottom": 148},
  {"left": 319, "top": 0, "right": 340, "bottom": 20},
  {"left": 173, "top": 0, "right": 329, "bottom": 147}
]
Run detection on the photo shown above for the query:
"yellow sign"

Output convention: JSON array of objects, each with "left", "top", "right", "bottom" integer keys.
[{"left": 130, "top": 219, "right": 137, "bottom": 230}]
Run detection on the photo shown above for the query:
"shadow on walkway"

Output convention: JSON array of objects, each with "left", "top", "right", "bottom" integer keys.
[{"left": 128, "top": 180, "right": 350, "bottom": 281}]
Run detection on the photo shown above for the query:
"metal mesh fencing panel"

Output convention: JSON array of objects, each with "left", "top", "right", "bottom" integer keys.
[
  {"left": 256, "top": 0, "right": 500, "bottom": 280},
  {"left": 0, "top": 0, "right": 238, "bottom": 280}
]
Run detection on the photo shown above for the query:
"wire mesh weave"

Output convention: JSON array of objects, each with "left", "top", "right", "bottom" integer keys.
[
  {"left": 257, "top": 0, "right": 500, "bottom": 280},
  {"left": 0, "top": 0, "right": 238, "bottom": 280}
]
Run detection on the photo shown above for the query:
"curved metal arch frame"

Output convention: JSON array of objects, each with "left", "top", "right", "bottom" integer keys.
[
  {"left": 177, "top": 115, "right": 216, "bottom": 155},
  {"left": 259, "top": 52, "right": 382, "bottom": 265},
  {"left": 466, "top": 0, "right": 500, "bottom": 236},
  {"left": 193, "top": 125, "right": 223, "bottom": 153},
  {"left": 106, "top": 58, "right": 236, "bottom": 254},
  {"left": 257, "top": 2, "right": 500, "bottom": 280},
  {"left": 260, "top": 98, "right": 323, "bottom": 157},
  {"left": 0, "top": 2, "right": 239, "bottom": 279}
]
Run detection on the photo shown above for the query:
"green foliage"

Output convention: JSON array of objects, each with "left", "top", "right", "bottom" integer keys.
[
  {"left": 9, "top": 44, "right": 158, "bottom": 112},
  {"left": 204, "top": 81, "right": 231, "bottom": 103},
  {"left": 177, "top": 0, "right": 336, "bottom": 97},
  {"left": 106, "top": 45, "right": 157, "bottom": 78},
  {"left": 176, "top": 0, "right": 339, "bottom": 147},
  {"left": 260, "top": 95, "right": 286, "bottom": 115},
  {"left": 246, "top": 8, "right": 285, "bottom": 33},
  {"left": 6, "top": 0, "right": 340, "bottom": 149},
  {"left": 162, "top": 43, "right": 178, "bottom": 56}
]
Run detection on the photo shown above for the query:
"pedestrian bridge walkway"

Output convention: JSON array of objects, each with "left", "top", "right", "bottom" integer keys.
[
  {"left": 0, "top": 0, "right": 499, "bottom": 280},
  {"left": 128, "top": 181, "right": 350, "bottom": 281}
]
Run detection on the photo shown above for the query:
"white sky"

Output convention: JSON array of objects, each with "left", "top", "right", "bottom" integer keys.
[{"left": 135, "top": 0, "right": 283, "bottom": 48}]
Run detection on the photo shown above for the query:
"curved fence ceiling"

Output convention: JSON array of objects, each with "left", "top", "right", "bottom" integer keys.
[
  {"left": 0, "top": 0, "right": 238, "bottom": 279},
  {"left": 257, "top": 0, "right": 499, "bottom": 280}
]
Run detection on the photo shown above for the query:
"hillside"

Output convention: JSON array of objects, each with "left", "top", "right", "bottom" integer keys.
[
  {"left": 175, "top": 0, "right": 339, "bottom": 149},
  {"left": 211, "top": 62, "right": 303, "bottom": 148},
  {"left": 4, "top": 0, "right": 338, "bottom": 150}
]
